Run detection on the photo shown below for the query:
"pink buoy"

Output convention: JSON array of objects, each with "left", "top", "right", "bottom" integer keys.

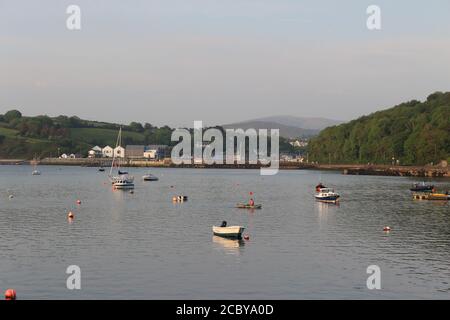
[
  {"left": 76, "top": 200, "right": 81, "bottom": 205},
  {"left": 243, "top": 234, "right": 250, "bottom": 240}
]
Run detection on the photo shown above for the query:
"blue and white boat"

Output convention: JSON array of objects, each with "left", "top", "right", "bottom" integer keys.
[{"left": 315, "top": 187, "right": 340, "bottom": 203}]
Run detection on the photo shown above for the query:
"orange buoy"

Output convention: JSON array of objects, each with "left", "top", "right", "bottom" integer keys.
[
  {"left": 383, "top": 226, "right": 391, "bottom": 232},
  {"left": 76, "top": 200, "right": 81, "bottom": 205},
  {"left": 172, "top": 196, "right": 177, "bottom": 202},
  {"left": 243, "top": 234, "right": 250, "bottom": 240},
  {"left": 68, "top": 211, "right": 74, "bottom": 219},
  {"left": 5, "top": 289, "right": 16, "bottom": 300}
]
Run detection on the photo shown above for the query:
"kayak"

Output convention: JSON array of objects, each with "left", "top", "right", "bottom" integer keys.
[{"left": 236, "top": 203, "right": 262, "bottom": 209}]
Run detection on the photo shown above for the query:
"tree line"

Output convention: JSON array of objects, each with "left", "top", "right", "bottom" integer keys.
[{"left": 307, "top": 92, "right": 450, "bottom": 165}]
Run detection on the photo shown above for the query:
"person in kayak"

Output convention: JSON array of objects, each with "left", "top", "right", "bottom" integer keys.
[{"left": 249, "top": 198, "right": 255, "bottom": 206}]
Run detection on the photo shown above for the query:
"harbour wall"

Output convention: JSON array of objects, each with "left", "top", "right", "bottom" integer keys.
[{"left": 1, "top": 158, "right": 448, "bottom": 177}]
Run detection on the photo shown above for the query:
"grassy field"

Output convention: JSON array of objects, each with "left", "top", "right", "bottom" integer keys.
[
  {"left": 70, "top": 128, "right": 145, "bottom": 146},
  {"left": 0, "top": 126, "right": 20, "bottom": 138}
]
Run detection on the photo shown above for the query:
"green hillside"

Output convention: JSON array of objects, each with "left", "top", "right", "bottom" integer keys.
[
  {"left": 0, "top": 111, "right": 171, "bottom": 159},
  {"left": 0, "top": 110, "right": 300, "bottom": 159},
  {"left": 308, "top": 92, "right": 450, "bottom": 165},
  {"left": 70, "top": 128, "right": 145, "bottom": 147}
]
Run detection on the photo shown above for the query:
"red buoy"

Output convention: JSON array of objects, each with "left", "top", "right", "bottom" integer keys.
[
  {"left": 5, "top": 289, "right": 16, "bottom": 300},
  {"left": 383, "top": 226, "right": 391, "bottom": 232},
  {"left": 243, "top": 234, "right": 250, "bottom": 240},
  {"left": 76, "top": 200, "right": 81, "bottom": 205}
]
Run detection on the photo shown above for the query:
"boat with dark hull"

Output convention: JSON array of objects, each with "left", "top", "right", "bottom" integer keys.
[{"left": 410, "top": 182, "right": 434, "bottom": 192}]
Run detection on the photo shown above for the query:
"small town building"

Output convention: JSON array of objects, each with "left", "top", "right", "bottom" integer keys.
[
  {"left": 88, "top": 146, "right": 103, "bottom": 158},
  {"left": 102, "top": 146, "right": 113, "bottom": 158},
  {"left": 144, "top": 145, "right": 168, "bottom": 160},
  {"left": 126, "top": 145, "right": 145, "bottom": 159},
  {"left": 114, "top": 146, "right": 125, "bottom": 158}
]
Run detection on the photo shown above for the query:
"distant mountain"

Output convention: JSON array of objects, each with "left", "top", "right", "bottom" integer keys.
[
  {"left": 251, "top": 115, "right": 343, "bottom": 130},
  {"left": 222, "top": 116, "right": 342, "bottom": 138},
  {"left": 222, "top": 120, "right": 318, "bottom": 139},
  {"left": 308, "top": 92, "right": 450, "bottom": 165}
]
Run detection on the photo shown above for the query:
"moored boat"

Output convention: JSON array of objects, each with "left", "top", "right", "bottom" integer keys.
[
  {"left": 410, "top": 182, "right": 434, "bottom": 192},
  {"left": 112, "top": 177, "right": 135, "bottom": 189},
  {"left": 413, "top": 192, "right": 449, "bottom": 201},
  {"left": 142, "top": 173, "right": 158, "bottom": 181},
  {"left": 315, "top": 187, "right": 340, "bottom": 203},
  {"left": 212, "top": 224, "right": 245, "bottom": 239},
  {"left": 109, "top": 127, "right": 134, "bottom": 190}
]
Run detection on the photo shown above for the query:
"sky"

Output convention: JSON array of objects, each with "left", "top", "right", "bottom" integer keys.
[{"left": 1, "top": 0, "right": 450, "bottom": 127}]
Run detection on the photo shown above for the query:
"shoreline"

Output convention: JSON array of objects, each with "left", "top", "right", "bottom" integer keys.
[{"left": 1, "top": 158, "right": 448, "bottom": 177}]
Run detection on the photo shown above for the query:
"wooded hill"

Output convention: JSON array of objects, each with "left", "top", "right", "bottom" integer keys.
[{"left": 307, "top": 92, "right": 450, "bottom": 165}]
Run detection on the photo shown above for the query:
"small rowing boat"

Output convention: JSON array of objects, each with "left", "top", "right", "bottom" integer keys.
[
  {"left": 236, "top": 203, "right": 262, "bottom": 209},
  {"left": 212, "top": 221, "right": 245, "bottom": 239}
]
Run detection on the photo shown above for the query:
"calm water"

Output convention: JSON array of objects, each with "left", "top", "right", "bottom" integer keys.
[{"left": 0, "top": 165, "right": 449, "bottom": 299}]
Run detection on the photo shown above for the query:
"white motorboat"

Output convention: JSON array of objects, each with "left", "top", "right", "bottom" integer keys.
[
  {"left": 112, "top": 176, "right": 135, "bottom": 189},
  {"left": 142, "top": 173, "right": 158, "bottom": 181},
  {"left": 315, "top": 187, "right": 340, "bottom": 203}
]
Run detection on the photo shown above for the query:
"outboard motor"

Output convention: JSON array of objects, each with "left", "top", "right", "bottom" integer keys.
[{"left": 220, "top": 221, "right": 227, "bottom": 227}]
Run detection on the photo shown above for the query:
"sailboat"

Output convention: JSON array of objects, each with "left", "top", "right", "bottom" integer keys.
[
  {"left": 31, "top": 155, "right": 41, "bottom": 175},
  {"left": 109, "top": 127, "right": 134, "bottom": 189}
]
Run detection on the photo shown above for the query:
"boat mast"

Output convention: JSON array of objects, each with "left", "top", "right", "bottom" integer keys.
[{"left": 110, "top": 126, "right": 121, "bottom": 176}]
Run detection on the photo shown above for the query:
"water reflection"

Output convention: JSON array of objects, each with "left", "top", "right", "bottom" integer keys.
[{"left": 212, "top": 235, "right": 245, "bottom": 254}]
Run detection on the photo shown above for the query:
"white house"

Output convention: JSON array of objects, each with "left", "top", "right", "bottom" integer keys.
[
  {"left": 102, "top": 146, "right": 113, "bottom": 158},
  {"left": 69, "top": 153, "right": 76, "bottom": 159},
  {"left": 114, "top": 146, "right": 125, "bottom": 158},
  {"left": 143, "top": 150, "right": 157, "bottom": 159},
  {"left": 88, "top": 146, "right": 103, "bottom": 158},
  {"left": 60, "top": 153, "right": 68, "bottom": 159}
]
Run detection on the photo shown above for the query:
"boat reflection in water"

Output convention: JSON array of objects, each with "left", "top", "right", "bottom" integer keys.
[
  {"left": 212, "top": 235, "right": 245, "bottom": 255},
  {"left": 316, "top": 201, "right": 340, "bottom": 225}
]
